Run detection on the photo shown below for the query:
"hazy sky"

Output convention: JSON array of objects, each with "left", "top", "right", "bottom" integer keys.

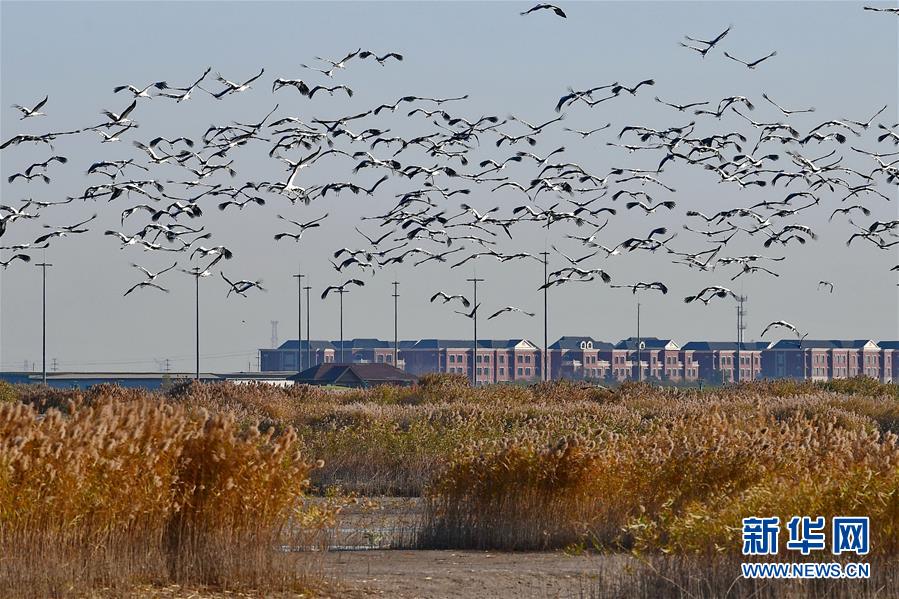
[{"left": 1, "top": 1, "right": 897, "bottom": 372}]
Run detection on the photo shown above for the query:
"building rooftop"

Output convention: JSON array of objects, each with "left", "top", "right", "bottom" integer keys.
[
  {"left": 682, "top": 341, "right": 772, "bottom": 351},
  {"left": 769, "top": 339, "right": 879, "bottom": 350},
  {"left": 276, "top": 340, "right": 336, "bottom": 351},
  {"left": 615, "top": 337, "right": 679, "bottom": 350},
  {"left": 549, "top": 336, "right": 614, "bottom": 350},
  {"left": 410, "top": 339, "right": 537, "bottom": 350},
  {"left": 291, "top": 363, "right": 418, "bottom": 387}
]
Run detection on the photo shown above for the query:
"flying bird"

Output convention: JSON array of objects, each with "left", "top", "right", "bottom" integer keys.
[
  {"left": 321, "top": 279, "right": 365, "bottom": 299},
  {"left": 761, "top": 320, "right": 807, "bottom": 342},
  {"left": 12, "top": 95, "right": 48, "bottom": 119},
  {"left": 123, "top": 281, "right": 169, "bottom": 296},
  {"left": 487, "top": 306, "right": 535, "bottom": 319},
  {"left": 221, "top": 272, "right": 265, "bottom": 297},
  {"left": 723, "top": 50, "right": 777, "bottom": 69},
  {"left": 430, "top": 291, "right": 471, "bottom": 308},
  {"left": 863, "top": 6, "right": 899, "bottom": 13},
  {"left": 520, "top": 4, "right": 567, "bottom": 18}
]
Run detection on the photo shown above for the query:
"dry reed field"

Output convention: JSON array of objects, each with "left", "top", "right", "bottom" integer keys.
[{"left": 2, "top": 375, "right": 899, "bottom": 597}]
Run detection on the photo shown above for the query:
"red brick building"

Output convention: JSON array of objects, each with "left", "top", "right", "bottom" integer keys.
[
  {"left": 402, "top": 339, "right": 543, "bottom": 384},
  {"left": 761, "top": 340, "right": 883, "bottom": 381},
  {"left": 260, "top": 337, "right": 898, "bottom": 384},
  {"left": 680, "top": 341, "right": 769, "bottom": 383},
  {"left": 614, "top": 337, "right": 681, "bottom": 381}
]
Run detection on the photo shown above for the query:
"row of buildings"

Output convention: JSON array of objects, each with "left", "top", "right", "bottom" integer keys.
[{"left": 260, "top": 337, "right": 899, "bottom": 384}]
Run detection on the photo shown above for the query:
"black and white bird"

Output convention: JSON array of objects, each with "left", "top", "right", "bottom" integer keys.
[
  {"left": 681, "top": 25, "right": 731, "bottom": 57},
  {"left": 454, "top": 303, "right": 481, "bottom": 319},
  {"left": 761, "top": 93, "right": 815, "bottom": 116},
  {"left": 101, "top": 99, "right": 138, "bottom": 125},
  {"left": 723, "top": 50, "right": 777, "bottom": 69},
  {"left": 12, "top": 95, "right": 48, "bottom": 119},
  {"left": 611, "top": 281, "right": 668, "bottom": 294},
  {"left": 123, "top": 280, "right": 169, "bottom": 297},
  {"left": 113, "top": 81, "right": 168, "bottom": 98},
  {"left": 863, "top": 5, "right": 899, "bottom": 13},
  {"left": 208, "top": 68, "right": 265, "bottom": 99},
  {"left": 655, "top": 97, "right": 709, "bottom": 112},
  {"left": 221, "top": 272, "right": 265, "bottom": 297},
  {"left": 761, "top": 320, "right": 807, "bottom": 342},
  {"left": 321, "top": 279, "right": 365, "bottom": 299},
  {"left": 0, "top": 254, "right": 31, "bottom": 269},
  {"left": 359, "top": 51, "right": 404, "bottom": 65},
  {"left": 430, "top": 291, "right": 471, "bottom": 308},
  {"left": 684, "top": 286, "right": 737, "bottom": 304},
  {"left": 131, "top": 261, "right": 178, "bottom": 282},
  {"left": 487, "top": 306, "right": 535, "bottom": 319},
  {"left": 520, "top": 4, "right": 567, "bottom": 18},
  {"left": 273, "top": 213, "right": 328, "bottom": 241},
  {"left": 158, "top": 67, "right": 212, "bottom": 102},
  {"left": 625, "top": 200, "right": 676, "bottom": 214}
]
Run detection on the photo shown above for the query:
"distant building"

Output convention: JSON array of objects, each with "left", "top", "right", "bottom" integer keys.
[
  {"left": 260, "top": 340, "right": 336, "bottom": 371},
  {"left": 403, "top": 339, "right": 542, "bottom": 384},
  {"left": 878, "top": 341, "right": 899, "bottom": 382},
  {"left": 260, "top": 339, "right": 409, "bottom": 372},
  {"left": 258, "top": 335, "right": 899, "bottom": 384},
  {"left": 0, "top": 372, "right": 220, "bottom": 390},
  {"left": 548, "top": 337, "right": 616, "bottom": 381},
  {"left": 762, "top": 339, "right": 884, "bottom": 381},
  {"left": 615, "top": 337, "right": 681, "bottom": 381},
  {"left": 291, "top": 363, "right": 418, "bottom": 388},
  {"left": 681, "top": 341, "right": 770, "bottom": 383}
]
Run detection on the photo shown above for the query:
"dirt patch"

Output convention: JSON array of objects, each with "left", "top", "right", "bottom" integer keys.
[{"left": 322, "top": 550, "right": 623, "bottom": 598}]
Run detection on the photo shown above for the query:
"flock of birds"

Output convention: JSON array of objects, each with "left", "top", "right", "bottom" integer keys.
[{"left": 2, "top": 3, "right": 898, "bottom": 348}]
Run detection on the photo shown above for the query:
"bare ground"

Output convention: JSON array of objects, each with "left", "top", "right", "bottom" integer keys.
[{"left": 321, "top": 550, "right": 624, "bottom": 599}]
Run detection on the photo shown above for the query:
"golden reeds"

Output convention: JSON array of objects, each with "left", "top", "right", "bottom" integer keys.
[{"left": 0, "top": 394, "right": 324, "bottom": 598}]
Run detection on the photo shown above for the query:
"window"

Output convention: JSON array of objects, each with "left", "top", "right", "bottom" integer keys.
[
  {"left": 484, "top": 355, "right": 490, "bottom": 364},
  {"left": 499, "top": 367, "right": 505, "bottom": 375},
  {"left": 526, "top": 355, "right": 531, "bottom": 364},
  {"left": 386, "top": 355, "right": 392, "bottom": 363},
  {"left": 477, "top": 368, "right": 482, "bottom": 375},
  {"left": 517, "top": 355, "right": 523, "bottom": 363},
  {"left": 450, "top": 355, "right": 456, "bottom": 363},
  {"left": 517, "top": 367, "right": 523, "bottom": 376},
  {"left": 477, "top": 355, "right": 482, "bottom": 363},
  {"left": 499, "top": 355, "right": 505, "bottom": 363},
  {"left": 377, "top": 355, "right": 384, "bottom": 363}
]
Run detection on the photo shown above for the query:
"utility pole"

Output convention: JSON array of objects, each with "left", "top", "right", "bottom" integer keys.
[
  {"left": 304, "top": 285, "right": 311, "bottom": 367},
  {"left": 466, "top": 277, "right": 484, "bottom": 385},
  {"left": 636, "top": 302, "right": 642, "bottom": 382},
  {"left": 293, "top": 270, "right": 305, "bottom": 370},
  {"left": 182, "top": 268, "right": 205, "bottom": 380},
  {"left": 195, "top": 272, "right": 200, "bottom": 380},
  {"left": 736, "top": 294, "right": 747, "bottom": 383},
  {"left": 336, "top": 289, "right": 348, "bottom": 363},
  {"left": 36, "top": 262, "right": 52, "bottom": 385},
  {"left": 540, "top": 251, "right": 549, "bottom": 382},
  {"left": 392, "top": 281, "right": 400, "bottom": 368}
]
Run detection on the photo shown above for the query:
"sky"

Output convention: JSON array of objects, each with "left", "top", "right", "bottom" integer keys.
[{"left": 1, "top": 1, "right": 897, "bottom": 373}]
